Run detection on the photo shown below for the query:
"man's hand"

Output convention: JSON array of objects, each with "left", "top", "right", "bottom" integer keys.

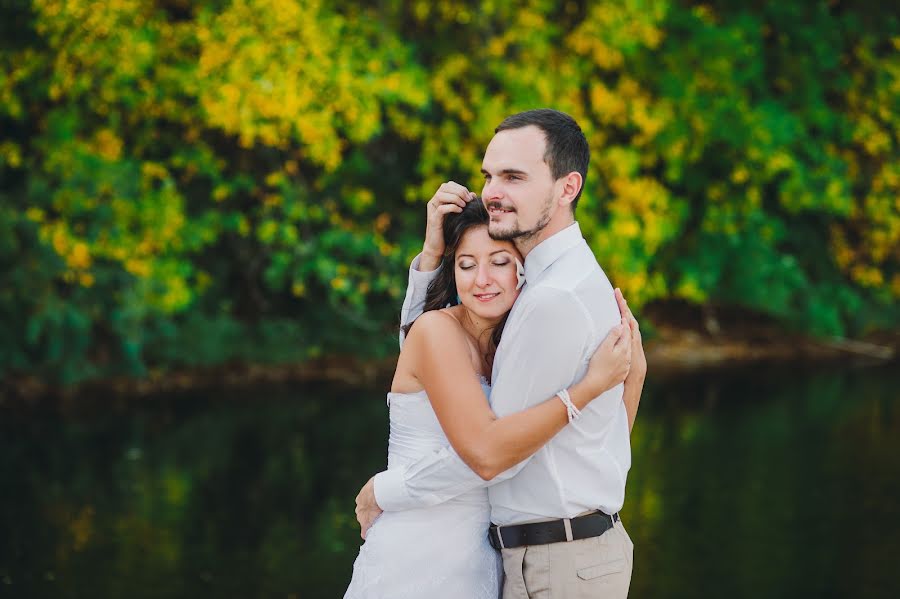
[
  {"left": 615, "top": 288, "right": 646, "bottom": 432},
  {"left": 420, "top": 182, "right": 476, "bottom": 271},
  {"left": 355, "top": 476, "right": 383, "bottom": 540}
]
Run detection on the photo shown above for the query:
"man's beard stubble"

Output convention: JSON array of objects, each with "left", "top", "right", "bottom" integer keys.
[{"left": 485, "top": 194, "right": 554, "bottom": 244}]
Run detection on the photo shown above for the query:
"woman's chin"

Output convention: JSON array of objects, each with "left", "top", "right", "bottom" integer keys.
[{"left": 461, "top": 301, "right": 514, "bottom": 321}]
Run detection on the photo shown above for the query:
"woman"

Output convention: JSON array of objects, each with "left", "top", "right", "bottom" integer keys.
[{"left": 344, "top": 199, "right": 633, "bottom": 598}]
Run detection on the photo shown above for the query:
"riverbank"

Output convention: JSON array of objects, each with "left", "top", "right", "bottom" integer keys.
[{"left": 3, "top": 319, "right": 895, "bottom": 404}]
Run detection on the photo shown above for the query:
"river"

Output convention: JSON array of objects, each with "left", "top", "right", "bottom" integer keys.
[{"left": 1, "top": 363, "right": 898, "bottom": 597}]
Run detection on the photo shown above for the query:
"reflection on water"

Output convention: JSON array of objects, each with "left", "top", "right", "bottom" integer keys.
[{"left": 1, "top": 365, "right": 898, "bottom": 597}]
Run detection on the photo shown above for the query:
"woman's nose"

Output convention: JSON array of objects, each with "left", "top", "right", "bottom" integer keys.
[{"left": 475, "top": 264, "right": 492, "bottom": 287}]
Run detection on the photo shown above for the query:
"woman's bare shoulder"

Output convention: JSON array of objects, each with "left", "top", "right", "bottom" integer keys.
[{"left": 405, "top": 308, "right": 465, "bottom": 342}]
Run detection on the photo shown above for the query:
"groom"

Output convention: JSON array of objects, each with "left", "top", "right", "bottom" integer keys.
[{"left": 357, "top": 109, "right": 646, "bottom": 598}]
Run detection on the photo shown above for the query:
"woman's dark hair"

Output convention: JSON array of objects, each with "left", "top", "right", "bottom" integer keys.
[{"left": 401, "top": 199, "right": 511, "bottom": 373}]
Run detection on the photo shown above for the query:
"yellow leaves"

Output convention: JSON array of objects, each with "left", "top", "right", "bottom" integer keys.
[
  {"left": 159, "top": 275, "right": 192, "bottom": 312},
  {"left": 568, "top": 31, "right": 624, "bottom": 70},
  {"left": 590, "top": 83, "right": 627, "bottom": 125},
  {"left": 264, "top": 172, "right": 284, "bottom": 188},
  {"left": 257, "top": 220, "right": 279, "bottom": 244},
  {"left": 141, "top": 162, "right": 168, "bottom": 181},
  {"left": 374, "top": 213, "right": 391, "bottom": 234},
  {"left": 851, "top": 265, "right": 884, "bottom": 288},
  {"left": 212, "top": 185, "right": 230, "bottom": 202},
  {"left": 731, "top": 167, "right": 750, "bottom": 184},
  {"left": 50, "top": 225, "right": 69, "bottom": 256},
  {"left": 568, "top": 0, "right": 667, "bottom": 69},
  {"left": 765, "top": 151, "right": 794, "bottom": 175},
  {"left": 674, "top": 276, "right": 707, "bottom": 303},
  {"left": 45, "top": 221, "right": 92, "bottom": 270},
  {"left": 125, "top": 259, "right": 150, "bottom": 277},
  {"left": 91, "top": 129, "right": 123, "bottom": 161},
  {"left": 195, "top": 0, "right": 422, "bottom": 170},
  {"left": 0, "top": 141, "right": 22, "bottom": 167},
  {"left": 378, "top": 240, "right": 394, "bottom": 257},
  {"left": 68, "top": 242, "right": 91, "bottom": 269}
]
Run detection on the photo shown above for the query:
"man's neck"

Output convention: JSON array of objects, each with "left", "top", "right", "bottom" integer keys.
[{"left": 515, "top": 215, "right": 576, "bottom": 258}]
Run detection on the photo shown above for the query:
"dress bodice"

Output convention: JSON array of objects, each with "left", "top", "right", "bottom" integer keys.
[
  {"left": 386, "top": 378, "right": 491, "bottom": 469},
  {"left": 344, "top": 378, "right": 502, "bottom": 599}
]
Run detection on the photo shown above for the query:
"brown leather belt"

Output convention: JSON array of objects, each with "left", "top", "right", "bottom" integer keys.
[{"left": 488, "top": 511, "right": 619, "bottom": 550}]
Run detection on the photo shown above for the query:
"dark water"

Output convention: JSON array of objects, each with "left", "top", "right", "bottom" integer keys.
[{"left": 2, "top": 364, "right": 899, "bottom": 598}]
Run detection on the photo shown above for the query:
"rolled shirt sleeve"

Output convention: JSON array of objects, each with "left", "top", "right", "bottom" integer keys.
[{"left": 398, "top": 253, "right": 442, "bottom": 348}]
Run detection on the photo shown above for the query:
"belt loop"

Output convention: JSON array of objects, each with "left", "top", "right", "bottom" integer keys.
[
  {"left": 497, "top": 526, "right": 506, "bottom": 550},
  {"left": 563, "top": 518, "right": 574, "bottom": 542}
]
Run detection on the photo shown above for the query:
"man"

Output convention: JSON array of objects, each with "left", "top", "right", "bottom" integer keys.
[{"left": 357, "top": 109, "right": 646, "bottom": 597}]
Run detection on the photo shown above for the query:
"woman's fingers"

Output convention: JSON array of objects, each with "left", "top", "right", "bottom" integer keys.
[
  {"left": 614, "top": 319, "right": 633, "bottom": 349},
  {"left": 604, "top": 324, "right": 624, "bottom": 347},
  {"left": 436, "top": 181, "right": 474, "bottom": 207},
  {"left": 437, "top": 203, "right": 463, "bottom": 215}
]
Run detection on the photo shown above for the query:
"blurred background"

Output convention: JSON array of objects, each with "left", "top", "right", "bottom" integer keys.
[{"left": 1, "top": 0, "right": 898, "bottom": 597}]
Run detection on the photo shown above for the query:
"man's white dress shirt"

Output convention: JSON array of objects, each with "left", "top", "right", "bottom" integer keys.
[{"left": 376, "top": 222, "right": 631, "bottom": 526}]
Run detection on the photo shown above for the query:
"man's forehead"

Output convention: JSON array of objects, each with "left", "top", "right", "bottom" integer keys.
[{"left": 482, "top": 127, "right": 547, "bottom": 170}]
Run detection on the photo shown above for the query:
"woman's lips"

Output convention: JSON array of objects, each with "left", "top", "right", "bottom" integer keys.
[{"left": 473, "top": 292, "right": 500, "bottom": 302}]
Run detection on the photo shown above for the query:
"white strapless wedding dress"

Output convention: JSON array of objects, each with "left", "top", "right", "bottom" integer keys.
[{"left": 344, "top": 381, "right": 502, "bottom": 599}]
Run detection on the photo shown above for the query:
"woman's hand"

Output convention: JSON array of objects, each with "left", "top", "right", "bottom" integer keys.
[
  {"left": 420, "top": 181, "right": 476, "bottom": 271},
  {"left": 615, "top": 288, "right": 646, "bottom": 432},
  {"left": 615, "top": 288, "right": 646, "bottom": 385},
  {"left": 580, "top": 320, "right": 633, "bottom": 399}
]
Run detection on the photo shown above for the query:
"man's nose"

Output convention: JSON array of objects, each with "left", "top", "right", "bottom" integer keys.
[{"left": 482, "top": 178, "right": 502, "bottom": 201}]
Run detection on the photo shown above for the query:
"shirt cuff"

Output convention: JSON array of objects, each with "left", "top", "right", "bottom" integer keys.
[
  {"left": 410, "top": 253, "right": 442, "bottom": 281},
  {"left": 373, "top": 468, "right": 412, "bottom": 512}
]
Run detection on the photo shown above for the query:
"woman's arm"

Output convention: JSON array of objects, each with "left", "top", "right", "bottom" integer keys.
[{"left": 407, "top": 310, "right": 632, "bottom": 481}]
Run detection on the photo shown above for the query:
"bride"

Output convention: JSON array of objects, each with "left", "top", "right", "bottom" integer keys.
[{"left": 344, "top": 196, "right": 635, "bottom": 598}]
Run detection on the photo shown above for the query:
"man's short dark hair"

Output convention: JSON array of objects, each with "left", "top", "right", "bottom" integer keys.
[{"left": 495, "top": 109, "right": 590, "bottom": 213}]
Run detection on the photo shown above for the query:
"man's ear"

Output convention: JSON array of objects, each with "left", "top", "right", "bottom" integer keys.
[{"left": 557, "top": 172, "right": 583, "bottom": 209}]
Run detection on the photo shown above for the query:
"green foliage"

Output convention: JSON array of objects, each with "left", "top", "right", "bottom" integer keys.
[{"left": 1, "top": 0, "right": 898, "bottom": 384}]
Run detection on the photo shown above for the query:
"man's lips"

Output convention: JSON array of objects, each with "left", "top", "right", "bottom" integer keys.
[{"left": 488, "top": 207, "right": 514, "bottom": 216}]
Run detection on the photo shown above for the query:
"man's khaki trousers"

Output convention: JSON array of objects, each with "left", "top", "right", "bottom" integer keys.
[{"left": 500, "top": 518, "right": 633, "bottom": 598}]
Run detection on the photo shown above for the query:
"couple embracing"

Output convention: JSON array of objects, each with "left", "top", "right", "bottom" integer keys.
[{"left": 345, "top": 109, "right": 647, "bottom": 598}]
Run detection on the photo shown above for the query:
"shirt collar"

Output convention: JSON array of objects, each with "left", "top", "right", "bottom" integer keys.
[{"left": 523, "top": 222, "right": 583, "bottom": 283}]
